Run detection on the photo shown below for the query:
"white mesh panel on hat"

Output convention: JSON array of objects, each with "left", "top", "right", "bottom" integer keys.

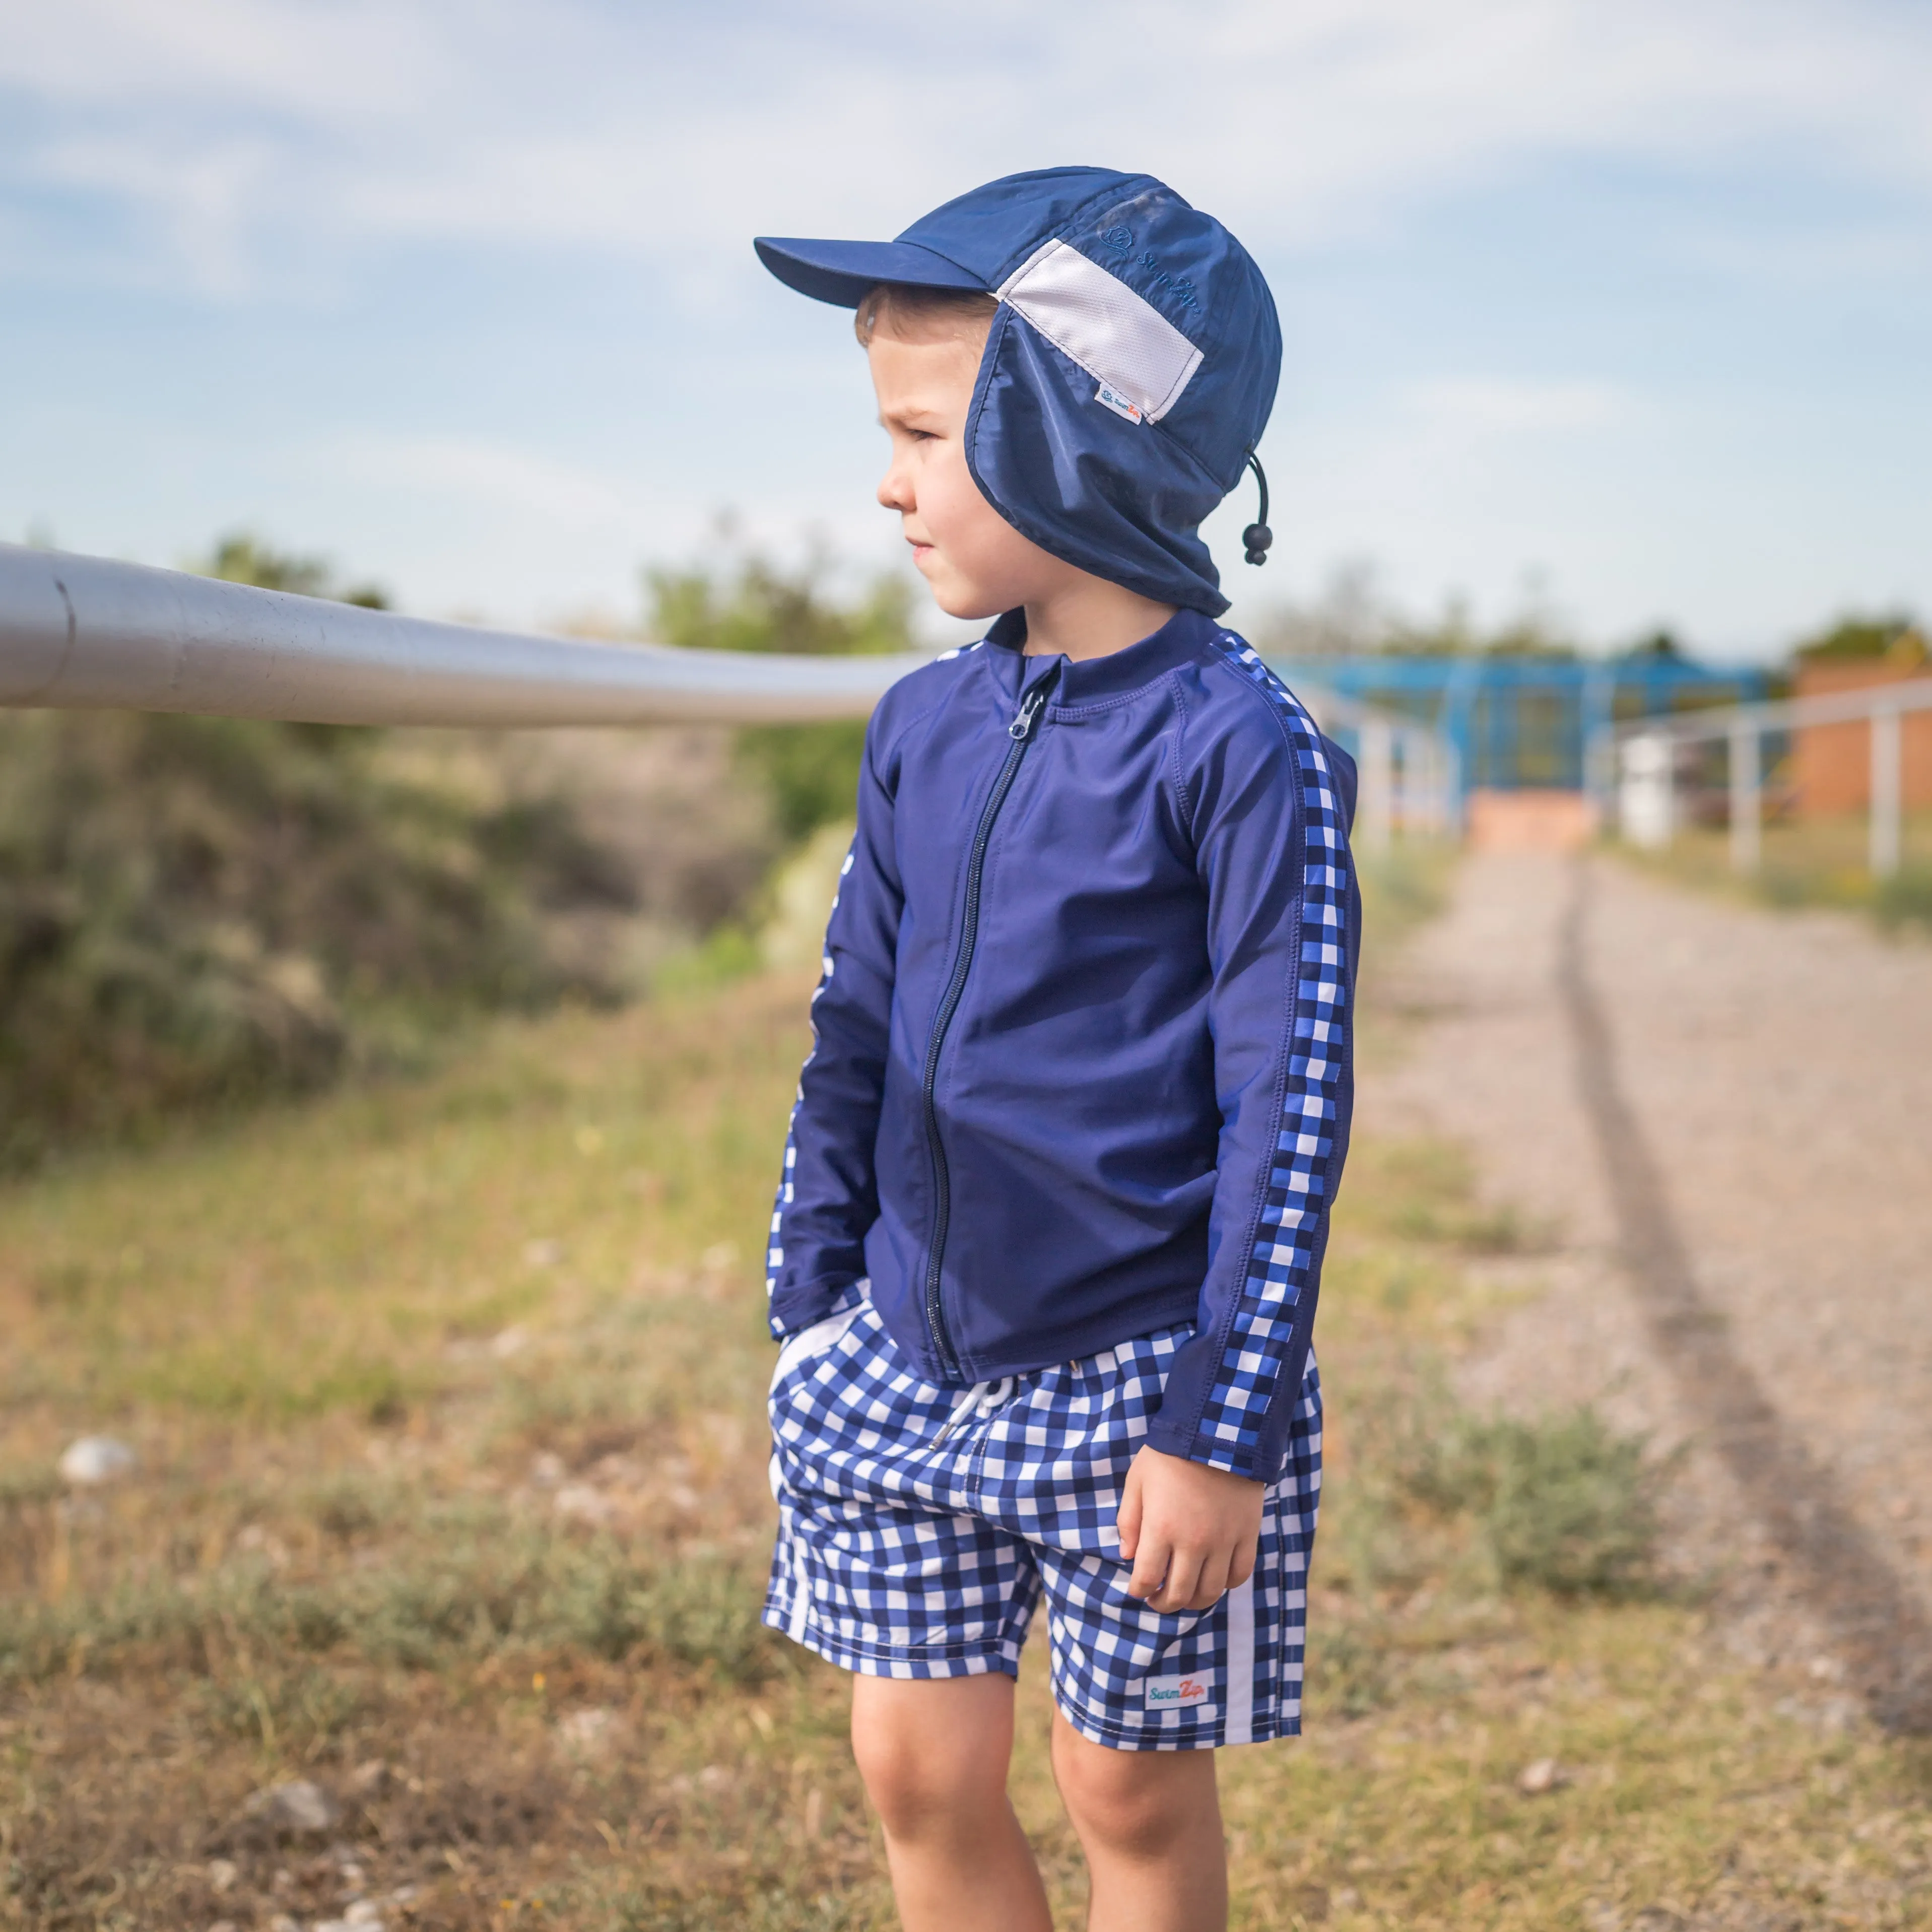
[{"left": 996, "top": 240, "right": 1204, "bottom": 423}]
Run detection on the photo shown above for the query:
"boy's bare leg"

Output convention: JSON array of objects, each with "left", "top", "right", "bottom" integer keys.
[
  {"left": 1051, "top": 1709, "right": 1228, "bottom": 1932},
  {"left": 849, "top": 1673, "right": 1053, "bottom": 1932}
]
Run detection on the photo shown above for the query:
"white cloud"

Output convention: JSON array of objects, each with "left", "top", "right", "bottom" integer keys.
[
  {"left": 4, "top": 0, "right": 1927, "bottom": 645},
  {"left": 326, "top": 431, "right": 653, "bottom": 528},
  {"left": 3, "top": 0, "right": 1929, "bottom": 299}
]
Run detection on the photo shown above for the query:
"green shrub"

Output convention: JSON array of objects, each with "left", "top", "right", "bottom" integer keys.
[
  {"left": 1875, "top": 864, "right": 1932, "bottom": 934},
  {"left": 647, "top": 540, "right": 916, "bottom": 843},
  {"left": 0, "top": 704, "right": 644, "bottom": 1163},
  {"left": 1411, "top": 1407, "right": 1665, "bottom": 1598},
  {"left": 1792, "top": 611, "right": 1924, "bottom": 665}
]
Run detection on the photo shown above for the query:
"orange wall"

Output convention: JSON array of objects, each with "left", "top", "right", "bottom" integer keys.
[
  {"left": 1792, "top": 663, "right": 1932, "bottom": 816},
  {"left": 1466, "top": 788, "right": 1597, "bottom": 852}
]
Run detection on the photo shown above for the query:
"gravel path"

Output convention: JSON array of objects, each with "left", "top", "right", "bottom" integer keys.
[{"left": 1362, "top": 851, "right": 1932, "bottom": 1723}]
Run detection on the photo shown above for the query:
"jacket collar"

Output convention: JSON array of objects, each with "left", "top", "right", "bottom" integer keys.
[{"left": 982, "top": 606, "right": 1218, "bottom": 707}]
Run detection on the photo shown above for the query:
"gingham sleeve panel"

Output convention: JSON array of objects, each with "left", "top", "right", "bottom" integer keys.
[
  {"left": 1143, "top": 638, "right": 1358, "bottom": 1481},
  {"left": 764, "top": 698, "right": 908, "bottom": 1340}
]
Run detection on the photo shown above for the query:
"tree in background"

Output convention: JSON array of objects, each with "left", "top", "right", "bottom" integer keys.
[
  {"left": 1255, "top": 564, "right": 1584, "bottom": 661},
  {"left": 1793, "top": 611, "right": 1926, "bottom": 669},
  {"left": 1621, "top": 630, "right": 1688, "bottom": 662},
  {"left": 646, "top": 538, "right": 916, "bottom": 842},
  {"left": 0, "top": 537, "right": 653, "bottom": 1165},
  {"left": 204, "top": 531, "right": 391, "bottom": 610}
]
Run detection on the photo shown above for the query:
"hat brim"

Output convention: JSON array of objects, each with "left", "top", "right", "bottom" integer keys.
[{"left": 753, "top": 236, "right": 989, "bottom": 308}]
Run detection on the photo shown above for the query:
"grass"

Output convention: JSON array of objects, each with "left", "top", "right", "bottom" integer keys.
[
  {"left": 2, "top": 844, "right": 1928, "bottom": 1929},
  {"left": 1620, "top": 807, "right": 1932, "bottom": 937}
]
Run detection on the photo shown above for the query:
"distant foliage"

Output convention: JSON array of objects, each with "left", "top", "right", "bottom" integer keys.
[
  {"left": 0, "top": 537, "right": 675, "bottom": 1166},
  {"left": 647, "top": 542, "right": 916, "bottom": 841},
  {"left": 1874, "top": 865, "right": 1932, "bottom": 935},
  {"left": 1793, "top": 611, "right": 1926, "bottom": 667},
  {"left": 0, "top": 708, "right": 639, "bottom": 1165},
  {"left": 203, "top": 529, "right": 391, "bottom": 609},
  {"left": 0, "top": 530, "right": 907, "bottom": 1162}
]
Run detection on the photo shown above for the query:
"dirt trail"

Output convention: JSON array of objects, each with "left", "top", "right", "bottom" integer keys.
[{"left": 1362, "top": 851, "right": 1932, "bottom": 1727}]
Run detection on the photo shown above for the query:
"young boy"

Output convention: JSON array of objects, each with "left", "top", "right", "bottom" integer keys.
[{"left": 753, "top": 168, "right": 1359, "bottom": 1932}]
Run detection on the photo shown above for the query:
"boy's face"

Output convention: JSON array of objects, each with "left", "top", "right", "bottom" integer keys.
[{"left": 868, "top": 322, "right": 1074, "bottom": 621}]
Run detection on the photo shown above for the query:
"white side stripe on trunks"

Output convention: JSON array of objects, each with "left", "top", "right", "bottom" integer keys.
[{"left": 1223, "top": 1571, "right": 1256, "bottom": 1745}]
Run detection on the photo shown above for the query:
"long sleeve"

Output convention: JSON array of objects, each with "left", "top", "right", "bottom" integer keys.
[
  {"left": 764, "top": 709, "right": 905, "bottom": 1339},
  {"left": 1144, "top": 652, "right": 1359, "bottom": 1480}
]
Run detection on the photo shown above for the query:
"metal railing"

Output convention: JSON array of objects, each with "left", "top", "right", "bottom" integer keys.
[
  {"left": 1608, "top": 679, "right": 1932, "bottom": 877},
  {"left": 0, "top": 542, "right": 1457, "bottom": 849},
  {"left": 0, "top": 543, "right": 922, "bottom": 725}
]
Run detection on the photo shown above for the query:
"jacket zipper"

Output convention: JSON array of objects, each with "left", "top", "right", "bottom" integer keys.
[{"left": 918, "top": 667, "right": 1058, "bottom": 1377}]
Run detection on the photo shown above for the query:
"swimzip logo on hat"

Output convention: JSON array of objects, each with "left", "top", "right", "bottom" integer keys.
[
  {"left": 1094, "top": 381, "right": 1144, "bottom": 424},
  {"left": 1144, "top": 1673, "right": 1211, "bottom": 1710}
]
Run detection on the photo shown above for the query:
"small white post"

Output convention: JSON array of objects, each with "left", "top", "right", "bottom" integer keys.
[
  {"left": 1871, "top": 706, "right": 1902, "bottom": 878},
  {"left": 1359, "top": 717, "right": 1393, "bottom": 853},
  {"left": 1619, "top": 732, "right": 1675, "bottom": 848},
  {"left": 1728, "top": 723, "right": 1761, "bottom": 873}
]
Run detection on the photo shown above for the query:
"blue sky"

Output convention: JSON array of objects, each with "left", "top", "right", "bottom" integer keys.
[{"left": 2, "top": 0, "right": 1928, "bottom": 659}]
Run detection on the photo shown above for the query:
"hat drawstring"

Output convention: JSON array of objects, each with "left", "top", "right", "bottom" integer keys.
[{"left": 1243, "top": 454, "right": 1273, "bottom": 567}]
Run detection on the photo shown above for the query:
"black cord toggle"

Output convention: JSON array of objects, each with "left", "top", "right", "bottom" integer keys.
[{"left": 1242, "top": 453, "right": 1273, "bottom": 566}]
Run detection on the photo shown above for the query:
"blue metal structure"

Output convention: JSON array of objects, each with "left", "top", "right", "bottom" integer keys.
[{"left": 1266, "top": 652, "right": 1769, "bottom": 805}]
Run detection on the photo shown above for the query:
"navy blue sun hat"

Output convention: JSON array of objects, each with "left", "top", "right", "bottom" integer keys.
[{"left": 756, "top": 167, "right": 1280, "bottom": 616}]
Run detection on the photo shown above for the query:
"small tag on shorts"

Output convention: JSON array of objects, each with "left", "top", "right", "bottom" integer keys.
[
  {"left": 1094, "top": 381, "right": 1144, "bottom": 424},
  {"left": 1144, "top": 1673, "right": 1210, "bottom": 1709}
]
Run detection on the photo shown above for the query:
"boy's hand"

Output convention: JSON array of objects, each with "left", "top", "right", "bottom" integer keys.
[{"left": 1117, "top": 1444, "right": 1265, "bottom": 1613}]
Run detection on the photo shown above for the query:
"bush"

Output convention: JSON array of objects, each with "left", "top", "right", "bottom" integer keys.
[
  {"left": 0, "top": 532, "right": 796, "bottom": 1162},
  {"left": 1874, "top": 864, "right": 1932, "bottom": 934},
  {"left": 1792, "top": 611, "right": 1925, "bottom": 666},
  {"left": 0, "top": 708, "right": 641, "bottom": 1163},
  {"left": 1410, "top": 1407, "right": 1665, "bottom": 1598},
  {"left": 647, "top": 540, "right": 917, "bottom": 842}
]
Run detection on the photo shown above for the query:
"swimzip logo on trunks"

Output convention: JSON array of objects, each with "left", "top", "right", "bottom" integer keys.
[
  {"left": 1144, "top": 1674, "right": 1211, "bottom": 1710},
  {"left": 1094, "top": 380, "right": 1145, "bottom": 424}
]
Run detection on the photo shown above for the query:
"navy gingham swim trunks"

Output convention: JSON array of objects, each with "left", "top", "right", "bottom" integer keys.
[{"left": 764, "top": 1295, "right": 1322, "bottom": 1750}]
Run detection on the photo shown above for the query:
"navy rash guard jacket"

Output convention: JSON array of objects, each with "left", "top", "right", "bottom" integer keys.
[{"left": 765, "top": 606, "right": 1360, "bottom": 1483}]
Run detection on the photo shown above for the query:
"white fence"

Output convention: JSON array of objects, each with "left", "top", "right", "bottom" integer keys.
[
  {"left": 0, "top": 541, "right": 1456, "bottom": 846},
  {"left": 1295, "top": 688, "right": 1461, "bottom": 851},
  {"left": 1613, "top": 678, "right": 1932, "bottom": 877}
]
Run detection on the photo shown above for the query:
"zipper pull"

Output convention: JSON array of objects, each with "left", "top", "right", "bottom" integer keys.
[{"left": 1009, "top": 680, "right": 1054, "bottom": 741}]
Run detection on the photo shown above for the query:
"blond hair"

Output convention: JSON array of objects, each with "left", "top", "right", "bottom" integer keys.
[{"left": 853, "top": 282, "right": 999, "bottom": 349}]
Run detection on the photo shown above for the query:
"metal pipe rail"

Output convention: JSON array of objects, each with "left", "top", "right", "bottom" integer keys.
[
  {"left": 1607, "top": 677, "right": 1932, "bottom": 878},
  {"left": 0, "top": 543, "right": 923, "bottom": 726},
  {"left": 0, "top": 543, "right": 1458, "bottom": 851}
]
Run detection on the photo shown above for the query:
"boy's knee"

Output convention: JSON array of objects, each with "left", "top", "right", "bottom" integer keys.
[
  {"left": 850, "top": 1713, "right": 952, "bottom": 1836},
  {"left": 850, "top": 1678, "right": 1013, "bottom": 1841},
  {"left": 1053, "top": 1728, "right": 1212, "bottom": 1858}
]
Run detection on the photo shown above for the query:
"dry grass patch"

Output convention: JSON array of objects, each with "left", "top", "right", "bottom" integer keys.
[
  {"left": 2, "top": 861, "right": 1929, "bottom": 1928},
  {"left": 1618, "top": 808, "right": 1932, "bottom": 937}
]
